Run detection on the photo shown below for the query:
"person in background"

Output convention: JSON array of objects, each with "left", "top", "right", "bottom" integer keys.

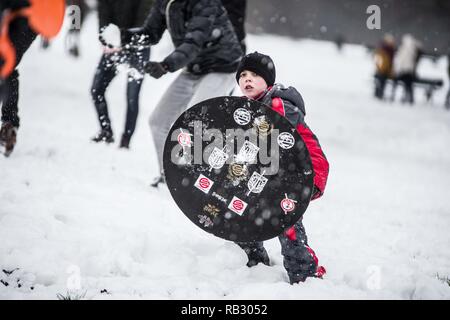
[
  {"left": 0, "top": 1, "right": 38, "bottom": 157},
  {"left": 123, "top": 0, "right": 244, "bottom": 187},
  {"left": 445, "top": 54, "right": 450, "bottom": 110},
  {"left": 393, "top": 34, "right": 422, "bottom": 105},
  {"left": 90, "top": 0, "right": 154, "bottom": 149},
  {"left": 373, "top": 33, "right": 396, "bottom": 100},
  {"left": 65, "top": 0, "right": 90, "bottom": 58},
  {"left": 40, "top": 0, "right": 91, "bottom": 58},
  {"left": 222, "top": 0, "right": 247, "bottom": 54}
]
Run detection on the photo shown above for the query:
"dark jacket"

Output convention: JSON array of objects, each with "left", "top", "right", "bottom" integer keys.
[
  {"left": 258, "top": 84, "right": 329, "bottom": 200},
  {"left": 221, "top": 0, "right": 247, "bottom": 53},
  {"left": 0, "top": 0, "right": 30, "bottom": 13},
  {"left": 97, "top": 0, "right": 154, "bottom": 34},
  {"left": 448, "top": 54, "right": 450, "bottom": 78},
  {"left": 141, "top": 0, "right": 243, "bottom": 74}
]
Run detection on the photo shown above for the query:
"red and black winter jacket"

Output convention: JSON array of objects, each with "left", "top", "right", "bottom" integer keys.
[{"left": 257, "top": 84, "right": 329, "bottom": 200}]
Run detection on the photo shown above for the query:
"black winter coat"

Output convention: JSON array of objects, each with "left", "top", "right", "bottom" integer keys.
[
  {"left": 222, "top": 0, "right": 247, "bottom": 53},
  {"left": 97, "top": 0, "right": 154, "bottom": 34},
  {"left": 141, "top": 0, "right": 243, "bottom": 74}
]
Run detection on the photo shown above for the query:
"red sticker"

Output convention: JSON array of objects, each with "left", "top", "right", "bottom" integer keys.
[
  {"left": 177, "top": 131, "right": 192, "bottom": 147},
  {"left": 280, "top": 194, "right": 297, "bottom": 214},
  {"left": 194, "top": 174, "right": 214, "bottom": 194},
  {"left": 228, "top": 196, "right": 248, "bottom": 215}
]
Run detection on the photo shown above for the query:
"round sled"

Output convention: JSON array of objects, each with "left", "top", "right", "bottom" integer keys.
[{"left": 163, "top": 96, "right": 314, "bottom": 242}]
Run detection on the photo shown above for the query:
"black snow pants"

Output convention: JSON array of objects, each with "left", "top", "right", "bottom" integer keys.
[
  {"left": 237, "top": 218, "right": 321, "bottom": 284},
  {"left": 91, "top": 47, "right": 150, "bottom": 139},
  {"left": 396, "top": 73, "right": 415, "bottom": 104},
  {"left": 1, "top": 17, "right": 37, "bottom": 128}
]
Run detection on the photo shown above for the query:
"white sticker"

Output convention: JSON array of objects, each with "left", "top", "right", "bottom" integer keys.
[
  {"left": 198, "top": 215, "right": 214, "bottom": 227},
  {"left": 194, "top": 174, "right": 214, "bottom": 194},
  {"left": 233, "top": 108, "right": 251, "bottom": 125},
  {"left": 277, "top": 132, "right": 295, "bottom": 149},
  {"left": 228, "top": 196, "right": 248, "bottom": 216},
  {"left": 280, "top": 194, "right": 298, "bottom": 214},
  {"left": 235, "top": 141, "right": 259, "bottom": 163},
  {"left": 208, "top": 147, "right": 229, "bottom": 171},
  {"left": 247, "top": 171, "right": 268, "bottom": 196}
]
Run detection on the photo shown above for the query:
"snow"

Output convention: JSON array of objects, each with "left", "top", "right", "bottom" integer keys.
[{"left": 1, "top": 15, "right": 450, "bottom": 299}]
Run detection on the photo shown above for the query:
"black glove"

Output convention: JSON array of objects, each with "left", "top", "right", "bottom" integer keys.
[{"left": 145, "top": 61, "right": 168, "bottom": 79}]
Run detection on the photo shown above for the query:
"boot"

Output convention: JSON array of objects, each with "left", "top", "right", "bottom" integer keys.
[
  {"left": 150, "top": 173, "right": 166, "bottom": 188},
  {"left": 119, "top": 134, "right": 130, "bottom": 149},
  {"left": 238, "top": 243, "right": 270, "bottom": 267},
  {"left": 91, "top": 128, "right": 114, "bottom": 143},
  {"left": 0, "top": 121, "right": 18, "bottom": 157}
]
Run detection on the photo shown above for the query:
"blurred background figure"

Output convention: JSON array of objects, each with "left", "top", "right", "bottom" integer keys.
[
  {"left": 65, "top": 0, "right": 91, "bottom": 58},
  {"left": 392, "top": 34, "right": 423, "bottom": 105},
  {"left": 122, "top": 0, "right": 244, "bottom": 187},
  {"left": 222, "top": 0, "right": 248, "bottom": 54},
  {"left": 1, "top": 0, "right": 65, "bottom": 157},
  {"left": 90, "top": 0, "right": 154, "bottom": 149},
  {"left": 373, "top": 33, "right": 396, "bottom": 100},
  {"left": 40, "top": 0, "right": 92, "bottom": 58},
  {"left": 446, "top": 54, "right": 450, "bottom": 110},
  {"left": 0, "top": 1, "right": 38, "bottom": 157}
]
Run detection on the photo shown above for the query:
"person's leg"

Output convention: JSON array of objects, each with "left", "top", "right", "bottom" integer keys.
[
  {"left": 1, "top": 70, "right": 20, "bottom": 127},
  {"left": 90, "top": 54, "right": 117, "bottom": 142},
  {"left": 278, "top": 218, "right": 325, "bottom": 284},
  {"left": 122, "top": 47, "right": 151, "bottom": 148},
  {"left": 149, "top": 71, "right": 198, "bottom": 174},
  {"left": 445, "top": 88, "right": 450, "bottom": 109},
  {"left": 235, "top": 241, "right": 270, "bottom": 267},
  {"left": 121, "top": 79, "right": 142, "bottom": 148},
  {"left": 1, "top": 17, "right": 37, "bottom": 128},
  {"left": 374, "top": 74, "right": 383, "bottom": 99},
  {"left": 0, "top": 18, "right": 37, "bottom": 156},
  {"left": 401, "top": 74, "right": 414, "bottom": 105},
  {"left": 188, "top": 72, "right": 236, "bottom": 107}
]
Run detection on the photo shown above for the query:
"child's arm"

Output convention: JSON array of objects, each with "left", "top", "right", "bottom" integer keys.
[{"left": 272, "top": 88, "right": 329, "bottom": 200}]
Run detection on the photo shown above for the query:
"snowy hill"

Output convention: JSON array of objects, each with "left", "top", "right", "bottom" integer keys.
[{"left": 1, "top": 14, "right": 450, "bottom": 299}]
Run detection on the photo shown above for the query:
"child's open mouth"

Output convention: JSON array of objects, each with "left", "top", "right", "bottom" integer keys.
[{"left": 245, "top": 85, "right": 253, "bottom": 90}]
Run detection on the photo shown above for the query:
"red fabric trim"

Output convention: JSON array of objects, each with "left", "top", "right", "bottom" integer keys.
[
  {"left": 285, "top": 227, "right": 296, "bottom": 241},
  {"left": 271, "top": 97, "right": 285, "bottom": 116},
  {"left": 306, "top": 245, "right": 326, "bottom": 278},
  {"left": 296, "top": 124, "right": 329, "bottom": 200}
]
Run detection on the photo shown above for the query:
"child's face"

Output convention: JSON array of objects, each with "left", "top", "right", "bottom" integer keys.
[{"left": 238, "top": 70, "right": 268, "bottom": 99}]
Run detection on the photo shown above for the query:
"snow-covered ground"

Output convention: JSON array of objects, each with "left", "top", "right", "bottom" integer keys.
[{"left": 1, "top": 14, "right": 450, "bottom": 300}]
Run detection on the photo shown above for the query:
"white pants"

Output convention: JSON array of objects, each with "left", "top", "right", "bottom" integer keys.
[{"left": 149, "top": 70, "right": 236, "bottom": 172}]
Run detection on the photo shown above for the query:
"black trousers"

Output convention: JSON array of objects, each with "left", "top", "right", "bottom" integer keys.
[
  {"left": 1, "top": 17, "right": 37, "bottom": 128},
  {"left": 91, "top": 47, "right": 150, "bottom": 139},
  {"left": 396, "top": 73, "right": 415, "bottom": 104},
  {"left": 374, "top": 73, "right": 388, "bottom": 100},
  {"left": 445, "top": 88, "right": 450, "bottom": 109}
]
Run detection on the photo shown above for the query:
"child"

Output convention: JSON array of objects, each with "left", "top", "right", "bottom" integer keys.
[{"left": 235, "top": 52, "right": 329, "bottom": 284}]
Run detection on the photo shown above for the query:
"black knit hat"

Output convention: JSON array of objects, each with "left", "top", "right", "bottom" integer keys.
[{"left": 236, "top": 52, "right": 276, "bottom": 86}]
